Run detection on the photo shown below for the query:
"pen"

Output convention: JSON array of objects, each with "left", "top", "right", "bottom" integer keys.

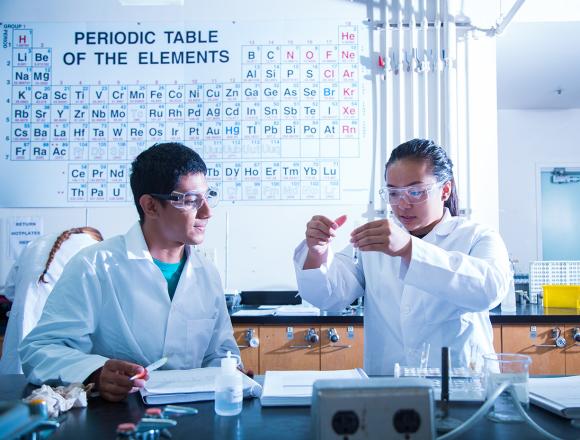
[{"left": 130, "top": 356, "right": 168, "bottom": 381}]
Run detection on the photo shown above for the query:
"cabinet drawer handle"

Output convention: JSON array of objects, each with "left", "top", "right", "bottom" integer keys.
[
  {"left": 328, "top": 344, "right": 352, "bottom": 349},
  {"left": 289, "top": 345, "right": 312, "bottom": 349},
  {"left": 237, "top": 344, "right": 252, "bottom": 348},
  {"left": 533, "top": 344, "right": 558, "bottom": 348}
]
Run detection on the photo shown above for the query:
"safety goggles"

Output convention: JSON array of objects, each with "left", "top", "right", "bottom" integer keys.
[
  {"left": 379, "top": 181, "right": 442, "bottom": 206},
  {"left": 151, "top": 187, "right": 219, "bottom": 211}
]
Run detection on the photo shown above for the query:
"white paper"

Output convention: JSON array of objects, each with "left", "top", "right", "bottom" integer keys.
[
  {"left": 260, "top": 369, "right": 367, "bottom": 406},
  {"left": 141, "top": 367, "right": 262, "bottom": 404},
  {"left": 8, "top": 216, "right": 43, "bottom": 259},
  {"left": 529, "top": 376, "right": 580, "bottom": 409},
  {"left": 231, "top": 309, "right": 275, "bottom": 316},
  {"left": 274, "top": 304, "right": 320, "bottom": 316}
]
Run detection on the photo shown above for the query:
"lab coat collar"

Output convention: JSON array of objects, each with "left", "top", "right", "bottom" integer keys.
[
  {"left": 431, "top": 208, "right": 458, "bottom": 237},
  {"left": 124, "top": 222, "right": 201, "bottom": 267}
]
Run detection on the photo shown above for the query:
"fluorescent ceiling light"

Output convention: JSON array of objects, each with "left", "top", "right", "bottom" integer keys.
[{"left": 119, "top": 0, "right": 184, "bottom": 5}]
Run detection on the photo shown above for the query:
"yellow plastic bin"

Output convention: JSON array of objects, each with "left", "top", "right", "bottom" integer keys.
[{"left": 542, "top": 285, "right": 580, "bottom": 308}]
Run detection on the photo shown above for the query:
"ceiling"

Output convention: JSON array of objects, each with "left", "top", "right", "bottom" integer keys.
[
  {"left": 494, "top": 0, "right": 580, "bottom": 110},
  {"left": 496, "top": 21, "right": 580, "bottom": 109}
]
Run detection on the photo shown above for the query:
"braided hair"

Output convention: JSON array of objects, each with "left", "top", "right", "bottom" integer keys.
[
  {"left": 385, "top": 138, "right": 459, "bottom": 216},
  {"left": 38, "top": 227, "right": 103, "bottom": 283}
]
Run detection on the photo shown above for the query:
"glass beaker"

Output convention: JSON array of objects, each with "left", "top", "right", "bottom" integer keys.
[
  {"left": 483, "top": 353, "right": 532, "bottom": 423},
  {"left": 404, "top": 343, "right": 430, "bottom": 377}
]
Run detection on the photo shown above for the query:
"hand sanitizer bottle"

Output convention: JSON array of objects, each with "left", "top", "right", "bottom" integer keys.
[{"left": 215, "top": 351, "right": 243, "bottom": 416}]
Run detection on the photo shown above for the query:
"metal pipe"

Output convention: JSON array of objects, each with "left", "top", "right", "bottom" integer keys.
[{"left": 494, "top": 0, "right": 527, "bottom": 35}]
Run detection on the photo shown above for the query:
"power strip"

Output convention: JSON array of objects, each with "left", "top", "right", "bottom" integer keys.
[{"left": 311, "top": 378, "right": 435, "bottom": 440}]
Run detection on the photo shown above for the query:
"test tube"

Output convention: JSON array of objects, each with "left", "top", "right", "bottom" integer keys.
[{"left": 352, "top": 220, "right": 362, "bottom": 264}]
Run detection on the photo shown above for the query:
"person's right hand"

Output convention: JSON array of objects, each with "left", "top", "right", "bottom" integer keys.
[
  {"left": 93, "top": 359, "right": 148, "bottom": 402},
  {"left": 305, "top": 214, "right": 347, "bottom": 258}
]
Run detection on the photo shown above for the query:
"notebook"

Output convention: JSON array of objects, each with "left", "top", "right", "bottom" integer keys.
[
  {"left": 139, "top": 367, "right": 262, "bottom": 405},
  {"left": 260, "top": 369, "right": 368, "bottom": 406},
  {"left": 529, "top": 376, "right": 580, "bottom": 419}
]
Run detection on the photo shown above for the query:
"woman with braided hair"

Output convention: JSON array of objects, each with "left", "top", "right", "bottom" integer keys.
[{"left": 0, "top": 227, "right": 102, "bottom": 374}]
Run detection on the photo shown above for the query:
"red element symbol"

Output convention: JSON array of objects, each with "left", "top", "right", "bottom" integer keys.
[{"left": 378, "top": 55, "right": 386, "bottom": 68}]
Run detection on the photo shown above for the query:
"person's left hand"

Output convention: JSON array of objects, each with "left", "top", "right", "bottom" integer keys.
[{"left": 350, "top": 219, "right": 412, "bottom": 259}]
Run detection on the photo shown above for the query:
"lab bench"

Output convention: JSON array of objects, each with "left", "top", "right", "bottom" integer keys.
[
  {"left": 230, "top": 304, "right": 580, "bottom": 376},
  {"left": 0, "top": 374, "right": 578, "bottom": 440}
]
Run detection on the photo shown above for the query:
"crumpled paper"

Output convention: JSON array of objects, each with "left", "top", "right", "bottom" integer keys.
[{"left": 23, "top": 383, "right": 90, "bottom": 417}]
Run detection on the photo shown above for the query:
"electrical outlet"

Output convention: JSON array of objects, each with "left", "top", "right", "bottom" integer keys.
[{"left": 311, "top": 378, "right": 435, "bottom": 440}]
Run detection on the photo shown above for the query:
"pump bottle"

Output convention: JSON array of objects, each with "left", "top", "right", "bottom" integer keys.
[{"left": 214, "top": 351, "right": 243, "bottom": 416}]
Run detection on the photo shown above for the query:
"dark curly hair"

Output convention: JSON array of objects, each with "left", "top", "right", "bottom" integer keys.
[{"left": 130, "top": 143, "right": 207, "bottom": 223}]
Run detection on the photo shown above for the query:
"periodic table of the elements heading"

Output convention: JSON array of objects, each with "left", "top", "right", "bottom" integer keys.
[{"left": 0, "top": 21, "right": 372, "bottom": 207}]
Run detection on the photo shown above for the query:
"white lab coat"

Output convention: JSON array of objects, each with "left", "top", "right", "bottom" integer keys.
[
  {"left": 294, "top": 210, "right": 511, "bottom": 375},
  {"left": 0, "top": 233, "right": 99, "bottom": 374},
  {"left": 20, "top": 223, "right": 239, "bottom": 385}
]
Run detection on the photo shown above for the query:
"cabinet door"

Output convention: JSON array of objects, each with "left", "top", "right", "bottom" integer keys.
[
  {"left": 502, "top": 324, "right": 566, "bottom": 375},
  {"left": 233, "top": 325, "right": 260, "bottom": 374},
  {"left": 320, "top": 325, "right": 364, "bottom": 371},
  {"left": 564, "top": 324, "right": 580, "bottom": 375},
  {"left": 259, "top": 325, "right": 320, "bottom": 374},
  {"left": 492, "top": 325, "right": 502, "bottom": 353}
]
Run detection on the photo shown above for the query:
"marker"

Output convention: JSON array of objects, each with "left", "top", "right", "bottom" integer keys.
[{"left": 130, "top": 356, "right": 168, "bottom": 381}]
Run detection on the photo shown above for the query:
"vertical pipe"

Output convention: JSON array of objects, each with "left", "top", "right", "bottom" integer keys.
[
  {"left": 434, "top": 0, "right": 442, "bottom": 145},
  {"left": 380, "top": 1, "right": 391, "bottom": 214},
  {"left": 225, "top": 210, "right": 229, "bottom": 289},
  {"left": 464, "top": 35, "right": 472, "bottom": 218},
  {"left": 442, "top": 0, "right": 458, "bottom": 165},
  {"left": 386, "top": 10, "right": 394, "bottom": 165},
  {"left": 410, "top": 8, "right": 419, "bottom": 140},
  {"left": 393, "top": 2, "right": 403, "bottom": 147},
  {"left": 420, "top": 0, "right": 429, "bottom": 139}
]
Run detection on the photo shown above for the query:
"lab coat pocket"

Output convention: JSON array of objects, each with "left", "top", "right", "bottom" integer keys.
[{"left": 185, "top": 316, "right": 217, "bottom": 368}]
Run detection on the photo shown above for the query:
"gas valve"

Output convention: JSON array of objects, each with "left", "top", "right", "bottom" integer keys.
[
  {"left": 328, "top": 328, "right": 340, "bottom": 343},
  {"left": 246, "top": 329, "right": 259, "bottom": 348},
  {"left": 306, "top": 328, "right": 319, "bottom": 344},
  {"left": 572, "top": 328, "right": 580, "bottom": 343},
  {"left": 552, "top": 328, "right": 567, "bottom": 348}
]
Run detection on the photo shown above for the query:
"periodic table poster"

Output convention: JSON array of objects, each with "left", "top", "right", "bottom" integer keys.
[{"left": 0, "top": 21, "right": 372, "bottom": 207}]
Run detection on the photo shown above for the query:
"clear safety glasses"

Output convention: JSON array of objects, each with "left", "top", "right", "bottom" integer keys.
[
  {"left": 379, "top": 181, "right": 442, "bottom": 206},
  {"left": 151, "top": 187, "right": 219, "bottom": 211}
]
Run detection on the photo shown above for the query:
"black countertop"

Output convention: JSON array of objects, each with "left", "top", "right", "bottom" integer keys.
[
  {"left": 1, "top": 305, "right": 578, "bottom": 336},
  {"left": 1, "top": 374, "right": 578, "bottom": 440},
  {"left": 230, "top": 304, "right": 580, "bottom": 325}
]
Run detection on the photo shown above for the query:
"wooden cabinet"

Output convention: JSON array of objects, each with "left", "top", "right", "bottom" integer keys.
[
  {"left": 502, "top": 324, "right": 567, "bottom": 375},
  {"left": 233, "top": 322, "right": 578, "bottom": 375},
  {"left": 492, "top": 324, "right": 502, "bottom": 353},
  {"left": 564, "top": 324, "right": 580, "bottom": 375},
  {"left": 320, "top": 325, "right": 364, "bottom": 370},
  {"left": 233, "top": 325, "right": 260, "bottom": 374},
  {"left": 232, "top": 324, "right": 365, "bottom": 374},
  {"left": 259, "top": 325, "right": 321, "bottom": 374}
]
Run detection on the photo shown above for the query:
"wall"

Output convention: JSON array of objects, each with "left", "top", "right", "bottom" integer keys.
[
  {"left": 498, "top": 108, "right": 580, "bottom": 271},
  {"left": 0, "top": 0, "right": 501, "bottom": 291}
]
